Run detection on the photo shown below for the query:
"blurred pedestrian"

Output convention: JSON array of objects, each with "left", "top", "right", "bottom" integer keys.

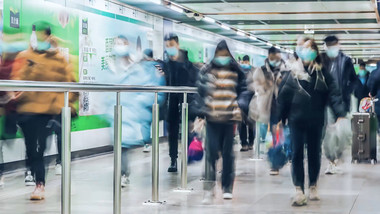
[
  {"left": 277, "top": 38, "right": 346, "bottom": 206},
  {"left": 321, "top": 35, "right": 359, "bottom": 174},
  {"left": 354, "top": 62, "right": 370, "bottom": 111},
  {"left": 163, "top": 33, "right": 198, "bottom": 173},
  {"left": 198, "top": 40, "right": 246, "bottom": 203},
  {"left": 239, "top": 55, "right": 255, "bottom": 152},
  {"left": 247, "top": 47, "right": 287, "bottom": 175},
  {"left": 11, "top": 21, "right": 77, "bottom": 200}
]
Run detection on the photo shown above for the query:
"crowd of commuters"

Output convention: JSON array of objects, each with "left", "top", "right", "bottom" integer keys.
[{"left": 0, "top": 22, "right": 379, "bottom": 208}]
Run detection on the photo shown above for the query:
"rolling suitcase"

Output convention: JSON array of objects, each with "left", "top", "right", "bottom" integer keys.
[{"left": 351, "top": 112, "right": 377, "bottom": 164}]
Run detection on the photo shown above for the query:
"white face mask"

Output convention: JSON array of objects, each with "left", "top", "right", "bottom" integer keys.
[
  {"left": 113, "top": 45, "right": 129, "bottom": 56},
  {"left": 324, "top": 44, "right": 340, "bottom": 58}
]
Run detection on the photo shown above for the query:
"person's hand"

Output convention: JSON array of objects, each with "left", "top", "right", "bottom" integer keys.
[
  {"left": 337, "top": 117, "right": 345, "bottom": 122},
  {"left": 369, "top": 92, "right": 373, "bottom": 98},
  {"left": 12, "top": 91, "right": 23, "bottom": 100}
]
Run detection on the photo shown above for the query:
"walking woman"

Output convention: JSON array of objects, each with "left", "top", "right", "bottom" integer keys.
[
  {"left": 277, "top": 38, "right": 346, "bottom": 206},
  {"left": 197, "top": 40, "right": 246, "bottom": 203}
]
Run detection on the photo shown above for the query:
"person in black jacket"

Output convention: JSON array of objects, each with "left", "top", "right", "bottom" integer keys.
[
  {"left": 239, "top": 55, "right": 255, "bottom": 152},
  {"left": 277, "top": 38, "right": 346, "bottom": 206},
  {"left": 198, "top": 40, "right": 246, "bottom": 203},
  {"left": 354, "top": 62, "right": 370, "bottom": 110},
  {"left": 321, "top": 35, "right": 359, "bottom": 174},
  {"left": 368, "top": 61, "right": 380, "bottom": 126},
  {"left": 163, "top": 33, "right": 199, "bottom": 173}
]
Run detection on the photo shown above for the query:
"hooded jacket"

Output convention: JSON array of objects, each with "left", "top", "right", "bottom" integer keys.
[
  {"left": 11, "top": 48, "right": 78, "bottom": 115},
  {"left": 277, "top": 62, "right": 346, "bottom": 125},
  {"left": 197, "top": 40, "right": 246, "bottom": 122},
  {"left": 247, "top": 59, "right": 287, "bottom": 124},
  {"left": 321, "top": 52, "right": 359, "bottom": 112},
  {"left": 354, "top": 71, "right": 370, "bottom": 106}
]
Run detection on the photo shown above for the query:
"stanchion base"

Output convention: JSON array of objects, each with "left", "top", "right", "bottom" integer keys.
[
  {"left": 173, "top": 187, "right": 193, "bottom": 193},
  {"left": 143, "top": 200, "right": 166, "bottom": 206}
]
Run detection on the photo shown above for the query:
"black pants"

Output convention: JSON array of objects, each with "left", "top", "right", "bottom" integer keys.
[
  {"left": 167, "top": 94, "right": 182, "bottom": 160},
  {"left": 239, "top": 120, "right": 255, "bottom": 146},
  {"left": 18, "top": 114, "right": 51, "bottom": 185},
  {"left": 46, "top": 115, "right": 62, "bottom": 165},
  {"left": 204, "top": 121, "right": 235, "bottom": 193},
  {"left": 289, "top": 120, "right": 324, "bottom": 191}
]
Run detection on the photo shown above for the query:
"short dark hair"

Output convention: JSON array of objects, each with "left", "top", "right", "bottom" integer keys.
[
  {"left": 143, "top": 49, "right": 153, "bottom": 58},
  {"left": 268, "top": 47, "right": 281, "bottom": 55},
  {"left": 324, "top": 35, "right": 339, "bottom": 46},
  {"left": 117, "top": 35, "right": 129, "bottom": 42},
  {"left": 360, "top": 62, "right": 366, "bottom": 67},
  {"left": 242, "top": 55, "right": 250, "bottom": 62},
  {"left": 164, "top": 33, "right": 179, "bottom": 43},
  {"left": 33, "top": 21, "right": 51, "bottom": 36}
]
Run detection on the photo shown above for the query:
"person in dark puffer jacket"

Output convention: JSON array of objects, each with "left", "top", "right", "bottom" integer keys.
[
  {"left": 277, "top": 38, "right": 346, "bottom": 207},
  {"left": 197, "top": 40, "right": 246, "bottom": 204}
]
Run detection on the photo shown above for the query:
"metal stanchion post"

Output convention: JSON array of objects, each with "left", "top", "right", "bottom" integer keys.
[
  {"left": 144, "top": 92, "right": 163, "bottom": 205},
  {"left": 113, "top": 92, "right": 122, "bottom": 214},
  {"left": 62, "top": 91, "right": 72, "bottom": 214},
  {"left": 250, "top": 121, "right": 263, "bottom": 161},
  {"left": 174, "top": 93, "right": 192, "bottom": 192}
]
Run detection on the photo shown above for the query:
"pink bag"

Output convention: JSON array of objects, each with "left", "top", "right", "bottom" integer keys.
[{"left": 188, "top": 137, "right": 204, "bottom": 163}]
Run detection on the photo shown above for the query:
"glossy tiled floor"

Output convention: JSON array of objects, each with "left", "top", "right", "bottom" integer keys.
[{"left": 0, "top": 142, "right": 380, "bottom": 214}]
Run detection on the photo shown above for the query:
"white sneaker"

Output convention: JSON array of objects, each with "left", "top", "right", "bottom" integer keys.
[
  {"left": 25, "top": 171, "right": 36, "bottom": 186},
  {"left": 325, "top": 162, "right": 337, "bottom": 175},
  {"left": 0, "top": 176, "right": 4, "bottom": 187},
  {"left": 292, "top": 187, "right": 307, "bottom": 206},
  {"left": 309, "top": 185, "right": 320, "bottom": 201},
  {"left": 55, "top": 164, "right": 62, "bottom": 175},
  {"left": 121, "top": 175, "right": 130, "bottom": 187},
  {"left": 143, "top": 144, "right": 151, "bottom": 153},
  {"left": 30, "top": 184, "right": 45, "bottom": 200},
  {"left": 269, "top": 169, "right": 280, "bottom": 176},
  {"left": 202, "top": 190, "right": 214, "bottom": 205},
  {"left": 223, "top": 192, "right": 233, "bottom": 200}
]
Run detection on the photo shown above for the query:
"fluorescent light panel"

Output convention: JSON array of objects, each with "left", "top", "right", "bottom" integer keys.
[
  {"left": 203, "top": 16, "right": 215, "bottom": 23},
  {"left": 150, "top": 0, "right": 161, "bottom": 4},
  {"left": 236, "top": 31, "right": 245, "bottom": 36},
  {"left": 220, "top": 24, "right": 231, "bottom": 30}
]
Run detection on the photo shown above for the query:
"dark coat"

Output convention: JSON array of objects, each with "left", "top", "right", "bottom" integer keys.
[
  {"left": 277, "top": 64, "right": 346, "bottom": 125},
  {"left": 354, "top": 72, "right": 370, "bottom": 106},
  {"left": 163, "top": 49, "right": 199, "bottom": 121},
  {"left": 196, "top": 40, "right": 247, "bottom": 122},
  {"left": 367, "top": 61, "right": 380, "bottom": 115},
  {"left": 321, "top": 52, "right": 359, "bottom": 112}
]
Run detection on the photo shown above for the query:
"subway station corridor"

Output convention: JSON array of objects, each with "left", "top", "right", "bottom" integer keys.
[{"left": 0, "top": 142, "right": 379, "bottom": 214}]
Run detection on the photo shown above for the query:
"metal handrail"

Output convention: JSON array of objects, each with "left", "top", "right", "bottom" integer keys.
[
  {"left": 0, "top": 80, "right": 197, "bottom": 93},
  {"left": 0, "top": 80, "right": 196, "bottom": 214}
]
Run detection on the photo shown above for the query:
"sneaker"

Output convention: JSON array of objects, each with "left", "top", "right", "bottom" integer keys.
[
  {"left": 325, "top": 162, "right": 336, "bottom": 175},
  {"left": 292, "top": 187, "right": 307, "bottom": 206},
  {"left": 240, "top": 145, "right": 249, "bottom": 152},
  {"left": 0, "top": 176, "right": 4, "bottom": 187},
  {"left": 143, "top": 144, "right": 151, "bottom": 153},
  {"left": 168, "top": 159, "right": 177, "bottom": 172},
  {"left": 202, "top": 190, "right": 214, "bottom": 205},
  {"left": 309, "top": 185, "right": 320, "bottom": 201},
  {"left": 55, "top": 164, "right": 62, "bottom": 175},
  {"left": 248, "top": 145, "right": 254, "bottom": 150},
  {"left": 269, "top": 169, "right": 279, "bottom": 176},
  {"left": 121, "top": 175, "right": 130, "bottom": 187},
  {"left": 30, "top": 184, "right": 45, "bottom": 200},
  {"left": 223, "top": 192, "right": 233, "bottom": 200},
  {"left": 25, "top": 171, "right": 36, "bottom": 186}
]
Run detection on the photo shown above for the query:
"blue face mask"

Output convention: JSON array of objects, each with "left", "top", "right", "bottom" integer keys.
[
  {"left": 36, "top": 41, "right": 51, "bottom": 51},
  {"left": 166, "top": 47, "right": 178, "bottom": 57},
  {"left": 240, "top": 64, "right": 251, "bottom": 70},
  {"left": 326, "top": 46, "right": 340, "bottom": 58},
  {"left": 300, "top": 48, "right": 317, "bottom": 62},
  {"left": 296, "top": 46, "right": 303, "bottom": 58},
  {"left": 213, "top": 56, "right": 231, "bottom": 66},
  {"left": 269, "top": 60, "right": 281, "bottom": 68}
]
